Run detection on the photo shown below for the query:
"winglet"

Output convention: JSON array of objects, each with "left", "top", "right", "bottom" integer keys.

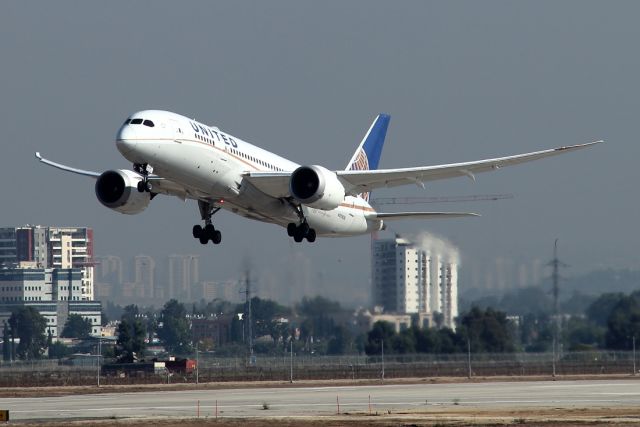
[{"left": 35, "top": 151, "right": 42, "bottom": 160}]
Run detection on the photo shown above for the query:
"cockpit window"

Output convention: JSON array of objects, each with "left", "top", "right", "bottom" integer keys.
[
  {"left": 130, "top": 118, "right": 143, "bottom": 125},
  {"left": 143, "top": 120, "right": 155, "bottom": 127},
  {"left": 124, "top": 119, "right": 131, "bottom": 125}
]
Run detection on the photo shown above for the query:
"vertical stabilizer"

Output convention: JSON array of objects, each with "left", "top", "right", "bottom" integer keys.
[
  {"left": 345, "top": 114, "right": 390, "bottom": 171},
  {"left": 345, "top": 114, "right": 390, "bottom": 201}
]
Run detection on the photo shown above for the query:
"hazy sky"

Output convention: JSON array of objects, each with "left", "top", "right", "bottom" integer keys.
[{"left": 1, "top": 2, "right": 638, "bottom": 304}]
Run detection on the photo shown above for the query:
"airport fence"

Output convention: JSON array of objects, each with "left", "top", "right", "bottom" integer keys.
[{"left": 0, "top": 350, "right": 637, "bottom": 387}]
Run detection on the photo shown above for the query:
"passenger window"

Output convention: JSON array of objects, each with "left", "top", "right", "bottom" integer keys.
[
  {"left": 143, "top": 120, "right": 155, "bottom": 127},
  {"left": 131, "top": 118, "right": 143, "bottom": 125}
]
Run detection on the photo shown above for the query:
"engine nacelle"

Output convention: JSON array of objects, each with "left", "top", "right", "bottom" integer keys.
[
  {"left": 289, "top": 165, "right": 345, "bottom": 210},
  {"left": 95, "top": 169, "right": 151, "bottom": 215}
]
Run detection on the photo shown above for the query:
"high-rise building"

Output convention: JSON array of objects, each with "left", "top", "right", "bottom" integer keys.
[
  {"left": 167, "top": 255, "right": 199, "bottom": 301},
  {"left": 0, "top": 226, "right": 94, "bottom": 301},
  {"left": 94, "top": 255, "right": 124, "bottom": 299},
  {"left": 133, "top": 255, "right": 155, "bottom": 299},
  {"left": 372, "top": 235, "right": 458, "bottom": 329},
  {"left": 95, "top": 255, "right": 123, "bottom": 286}
]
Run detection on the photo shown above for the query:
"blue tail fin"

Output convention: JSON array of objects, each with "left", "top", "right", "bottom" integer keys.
[
  {"left": 345, "top": 114, "right": 390, "bottom": 172},
  {"left": 345, "top": 114, "right": 390, "bottom": 202}
]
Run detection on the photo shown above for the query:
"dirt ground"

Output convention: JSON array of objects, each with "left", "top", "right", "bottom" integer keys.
[
  {"left": 8, "top": 406, "right": 640, "bottom": 426},
  {"left": 1, "top": 373, "right": 638, "bottom": 398}
]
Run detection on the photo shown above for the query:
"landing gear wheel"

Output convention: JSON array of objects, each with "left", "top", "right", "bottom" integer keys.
[
  {"left": 145, "top": 182, "right": 152, "bottom": 192},
  {"left": 204, "top": 223, "right": 215, "bottom": 236},
  {"left": 293, "top": 230, "right": 304, "bottom": 242},
  {"left": 300, "top": 222, "right": 310, "bottom": 235},
  {"left": 193, "top": 201, "right": 223, "bottom": 246},
  {"left": 287, "top": 223, "right": 296, "bottom": 237},
  {"left": 306, "top": 229, "right": 316, "bottom": 242},
  {"left": 137, "top": 181, "right": 145, "bottom": 193}
]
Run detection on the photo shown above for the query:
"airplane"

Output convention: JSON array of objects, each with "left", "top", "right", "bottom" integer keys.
[{"left": 35, "top": 110, "right": 601, "bottom": 245}]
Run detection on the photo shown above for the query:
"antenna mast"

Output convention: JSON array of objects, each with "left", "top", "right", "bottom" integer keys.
[{"left": 245, "top": 269, "right": 253, "bottom": 361}]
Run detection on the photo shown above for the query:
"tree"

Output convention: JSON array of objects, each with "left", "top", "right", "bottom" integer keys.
[
  {"left": 587, "top": 293, "right": 625, "bottom": 327},
  {"left": 564, "top": 317, "right": 604, "bottom": 351},
  {"left": 61, "top": 314, "right": 92, "bottom": 339},
  {"left": 605, "top": 294, "right": 640, "bottom": 350},
  {"left": 115, "top": 318, "right": 146, "bottom": 363},
  {"left": 158, "top": 299, "right": 192, "bottom": 354},
  {"left": 297, "top": 296, "right": 342, "bottom": 317},
  {"left": 101, "top": 310, "right": 110, "bottom": 326},
  {"left": 122, "top": 304, "right": 140, "bottom": 323},
  {"left": 48, "top": 341, "right": 72, "bottom": 359},
  {"left": 8, "top": 307, "right": 47, "bottom": 360},
  {"left": 327, "top": 325, "right": 353, "bottom": 355},
  {"left": 365, "top": 321, "right": 397, "bottom": 355},
  {"left": 458, "top": 307, "right": 515, "bottom": 353}
]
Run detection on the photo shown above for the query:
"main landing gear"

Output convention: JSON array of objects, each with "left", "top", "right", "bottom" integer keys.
[
  {"left": 287, "top": 202, "right": 316, "bottom": 243},
  {"left": 193, "top": 200, "right": 222, "bottom": 245},
  {"left": 134, "top": 163, "right": 153, "bottom": 193},
  {"left": 287, "top": 222, "right": 316, "bottom": 243}
]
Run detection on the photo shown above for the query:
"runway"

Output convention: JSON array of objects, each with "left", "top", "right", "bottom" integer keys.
[{"left": 1, "top": 379, "right": 639, "bottom": 422}]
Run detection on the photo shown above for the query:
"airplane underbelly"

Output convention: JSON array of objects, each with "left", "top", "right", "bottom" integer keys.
[{"left": 145, "top": 141, "right": 237, "bottom": 197}]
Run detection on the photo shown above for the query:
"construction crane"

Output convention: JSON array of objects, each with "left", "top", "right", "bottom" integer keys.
[{"left": 370, "top": 194, "right": 514, "bottom": 206}]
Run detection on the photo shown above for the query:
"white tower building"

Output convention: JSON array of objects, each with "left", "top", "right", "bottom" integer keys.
[{"left": 372, "top": 235, "right": 459, "bottom": 329}]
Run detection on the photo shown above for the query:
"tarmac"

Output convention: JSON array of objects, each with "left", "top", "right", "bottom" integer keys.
[{"left": 1, "top": 378, "right": 640, "bottom": 422}]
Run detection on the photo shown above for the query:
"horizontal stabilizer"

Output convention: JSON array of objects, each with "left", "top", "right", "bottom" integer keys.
[{"left": 374, "top": 211, "right": 480, "bottom": 220}]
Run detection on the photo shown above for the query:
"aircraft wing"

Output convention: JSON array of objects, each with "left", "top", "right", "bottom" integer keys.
[
  {"left": 35, "top": 152, "right": 194, "bottom": 200},
  {"left": 336, "top": 141, "right": 602, "bottom": 195},
  {"left": 35, "top": 152, "right": 101, "bottom": 177},
  {"left": 374, "top": 211, "right": 480, "bottom": 220},
  {"left": 244, "top": 141, "right": 601, "bottom": 199}
]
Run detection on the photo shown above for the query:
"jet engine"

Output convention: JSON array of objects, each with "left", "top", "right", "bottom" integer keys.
[
  {"left": 289, "top": 165, "right": 345, "bottom": 210},
  {"left": 95, "top": 169, "right": 151, "bottom": 214}
]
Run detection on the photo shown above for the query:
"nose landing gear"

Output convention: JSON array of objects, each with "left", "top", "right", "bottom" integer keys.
[
  {"left": 134, "top": 163, "right": 153, "bottom": 192},
  {"left": 194, "top": 200, "right": 222, "bottom": 245}
]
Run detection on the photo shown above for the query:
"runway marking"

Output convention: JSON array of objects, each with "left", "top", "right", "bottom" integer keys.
[{"left": 9, "top": 398, "right": 640, "bottom": 416}]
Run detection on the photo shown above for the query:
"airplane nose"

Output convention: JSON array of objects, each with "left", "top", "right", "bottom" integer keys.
[{"left": 115, "top": 125, "right": 138, "bottom": 154}]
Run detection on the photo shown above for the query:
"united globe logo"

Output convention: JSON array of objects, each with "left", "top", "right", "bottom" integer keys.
[{"left": 349, "top": 148, "right": 370, "bottom": 201}]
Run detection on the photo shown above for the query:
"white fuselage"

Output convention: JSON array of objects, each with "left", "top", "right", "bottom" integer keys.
[{"left": 115, "top": 110, "right": 383, "bottom": 237}]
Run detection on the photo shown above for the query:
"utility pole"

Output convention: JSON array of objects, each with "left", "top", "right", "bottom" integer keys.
[
  {"left": 467, "top": 337, "right": 472, "bottom": 379},
  {"left": 633, "top": 336, "right": 636, "bottom": 376},
  {"left": 549, "top": 239, "right": 567, "bottom": 372},
  {"left": 239, "top": 269, "right": 254, "bottom": 364},
  {"left": 97, "top": 338, "right": 102, "bottom": 387},
  {"left": 196, "top": 341, "right": 199, "bottom": 385},
  {"left": 289, "top": 338, "right": 293, "bottom": 383},
  {"left": 381, "top": 339, "right": 385, "bottom": 382}
]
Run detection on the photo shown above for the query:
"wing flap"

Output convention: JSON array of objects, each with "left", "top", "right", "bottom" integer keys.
[
  {"left": 375, "top": 211, "right": 480, "bottom": 220},
  {"left": 242, "top": 171, "right": 292, "bottom": 198}
]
